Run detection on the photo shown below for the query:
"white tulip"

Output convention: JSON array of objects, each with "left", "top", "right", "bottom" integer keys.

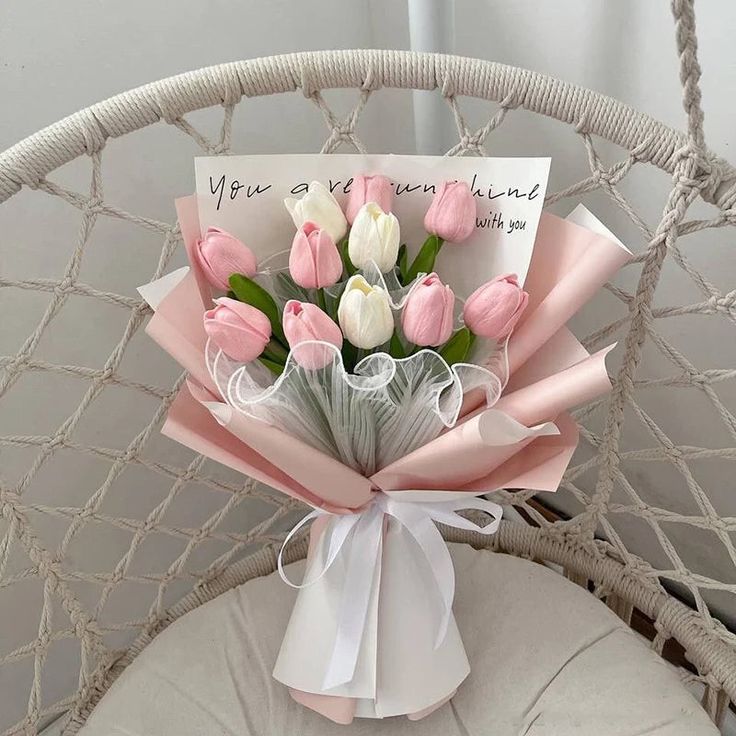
[
  {"left": 337, "top": 275, "right": 395, "bottom": 349},
  {"left": 284, "top": 181, "right": 348, "bottom": 243},
  {"left": 348, "top": 203, "right": 400, "bottom": 273}
]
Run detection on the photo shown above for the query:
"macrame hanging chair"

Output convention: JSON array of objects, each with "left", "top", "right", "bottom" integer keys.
[{"left": 1, "top": 1, "right": 735, "bottom": 733}]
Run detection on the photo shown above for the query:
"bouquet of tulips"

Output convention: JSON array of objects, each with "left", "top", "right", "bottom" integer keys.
[
  {"left": 199, "top": 178, "right": 527, "bottom": 472},
  {"left": 140, "top": 172, "right": 630, "bottom": 723}
]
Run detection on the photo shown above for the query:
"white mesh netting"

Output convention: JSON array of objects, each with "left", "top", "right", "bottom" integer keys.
[{"left": 1, "top": 2, "right": 736, "bottom": 733}]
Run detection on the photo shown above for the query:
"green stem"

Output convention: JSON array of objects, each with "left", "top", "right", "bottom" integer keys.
[
  {"left": 339, "top": 235, "right": 356, "bottom": 279},
  {"left": 258, "top": 355, "right": 285, "bottom": 376},
  {"left": 341, "top": 340, "right": 358, "bottom": 373},
  {"left": 316, "top": 287, "right": 327, "bottom": 312},
  {"left": 389, "top": 330, "right": 406, "bottom": 359},
  {"left": 406, "top": 235, "right": 444, "bottom": 283},
  {"left": 263, "top": 338, "right": 288, "bottom": 363}
]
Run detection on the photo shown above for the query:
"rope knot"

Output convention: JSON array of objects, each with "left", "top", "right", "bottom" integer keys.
[
  {"left": 460, "top": 133, "right": 483, "bottom": 153},
  {"left": 714, "top": 291, "right": 736, "bottom": 315},
  {"left": 45, "top": 435, "right": 66, "bottom": 451},
  {"left": 592, "top": 168, "right": 613, "bottom": 187},
  {"left": 180, "top": 468, "right": 198, "bottom": 483},
  {"left": 0, "top": 488, "right": 22, "bottom": 508},
  {"left": 333, "top": 124, "right": 354, "bottom": 142},
  {"left": 84, "top": 196, "right": 104, "bottom": 216},
  {"left": 120, "top": 448, "right": 138, "bottom": 464},
  {"left": 140, "top": 518, "right": 157, "bottom": 534},
  {"left": 666, "top": 446, "right": 684, "bottom": 460},
  {"left": 55, "top": 277, "right": 75, "bottom": 296},
  {"left": 586, "top": 496, "right": 609, "bottom": 519},
  {"left": 672, "top": 144, "right": 720, "bottom": 199}
]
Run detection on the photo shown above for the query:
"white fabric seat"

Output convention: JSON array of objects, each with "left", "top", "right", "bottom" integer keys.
[{"left": 79, "top": 545, "right": 717, "bottom": 735}]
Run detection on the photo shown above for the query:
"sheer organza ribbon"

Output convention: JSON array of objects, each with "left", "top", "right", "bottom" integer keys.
[{"left": 277, "top": 491, "right": 503, "bottom": 691}]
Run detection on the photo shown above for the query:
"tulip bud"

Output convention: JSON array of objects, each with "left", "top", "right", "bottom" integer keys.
[
  {"left": 203, "top": 297, "right": 271, "bottom": 362},
  {"left": 424, "top": 181, "right": 476, "bottom": 243},
  {"left": 283, "top": 300, "right": 343, "bottom": 369},
  {"left": 348, "top": 203, "right": 400, "bottom": 273},
  {"left": 289, "top": 222, "right": 343, "bottom": 289},
  {"left": 401, "top": 273, "right": 455, "bottom": 347},
  {"left": 284, "top": 181, "right": 348, "bottom": 243},
  {"left": 345, "top": 174, "right": 393, "bottom": 225},
  {"left": 337, "top": 275, "right": 394, "bottom": 349},
  {"left": 463, "top": 274, "right": 529, "bottom": 339},
  {"left": 195, "top": 227, "right": 258, "bottom": 290}
]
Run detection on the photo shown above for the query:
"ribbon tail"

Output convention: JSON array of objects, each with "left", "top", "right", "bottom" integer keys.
[
  {"left": 322, "top": 505, "right": 384, "bottom": 691},
  {"left": 431, "top": 498, "right": 504, "bottom": 537},
  {"left": 277, "top": 509, "right": 322, "bottom": 587},
  {"left": 381, "top": 498, "right": 457, "bottom": 649}
]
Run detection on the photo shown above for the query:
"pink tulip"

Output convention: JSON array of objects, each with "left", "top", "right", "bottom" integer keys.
[
  {"left": 424, "top": 181, "right": 476, "bottom": 243},
  {"left": 463, "top": 274, "right": 529, "bottom": 340},
  {"left": 401, "top": 273, "right": 455, "bottom": 347},
  {"left": 289, "top": 222, "right": 343, "bottom": 289},
  {"left": 203, "top": 297, "right": 271, "bottom": 362},
  {"left": 195, "top": 227, "right": 257, "bottom": 290},
  {"left": 283, "top": 300, "right": 343, "bottom": 369},
  {"left": 346, "top": 174, "right": 393, "bottom": 225}
]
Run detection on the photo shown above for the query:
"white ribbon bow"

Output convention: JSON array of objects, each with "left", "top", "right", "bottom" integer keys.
[{"left": 278, "top": 491, "right": 502, "bottom": 691}]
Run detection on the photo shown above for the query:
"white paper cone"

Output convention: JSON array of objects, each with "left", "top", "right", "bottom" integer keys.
[{"left": 273, "top": 516, "right": 470, "bottom": 718}]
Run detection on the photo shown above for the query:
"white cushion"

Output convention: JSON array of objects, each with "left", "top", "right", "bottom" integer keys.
[{"left": 80, "top": 545, "right": 716, "bottom": 735}]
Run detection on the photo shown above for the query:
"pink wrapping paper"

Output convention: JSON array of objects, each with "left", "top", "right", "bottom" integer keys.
[
  {"left": 495, "top": 345, "right": 615, "bottom": 428},
  {"left": 177, "top": 195, "right": 215, "bottom": 308},
  {"left": 200, "top": 399, "right": 374, "bottom": 510},
  {"left": 459, "top": 412, "right": 579, "bottom": 492},
  {"left": 146, "top": 271, "right": 218, "bottom": 396},
  {"left": 371, "top": 410, "right": 560, "bottom": 491},
  {"left": 139, "top": 194, "right": 631, "bottom": 724},
  {"left": 507, "top": 213, "right": 630, "bottom": 374},
  {"left": 162, "top": 380, "right": 324, "bottom": 507}
]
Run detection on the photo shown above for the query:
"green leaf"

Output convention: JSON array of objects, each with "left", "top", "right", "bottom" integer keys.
[
  {"left": 229, "top": 273, "right": 286, "bottom": 345},
  {"left": 258, "top": 355, "right": 285, "bottom": 376},
  {"left": 397, "top": 244, "right": 408, "bottom": 285},
  {"left": 439, "top": 327, "right": 472, "bottom": 366},
  {"left": 226, "top": 289, "right": 237, "bottom": 300},
  {"left": 339, "top": 237, "right": 357, "bottom": 278},
  {"left": 388, "top": 330, "right": 406, "bottom": 359},
  {"left": 405, "top": 234, "right": 443, "bottom": 283}
]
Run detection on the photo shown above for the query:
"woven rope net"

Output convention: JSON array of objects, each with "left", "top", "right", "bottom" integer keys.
[{"left": 1, "top": 1, "right": 736, "bottom": 733}]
